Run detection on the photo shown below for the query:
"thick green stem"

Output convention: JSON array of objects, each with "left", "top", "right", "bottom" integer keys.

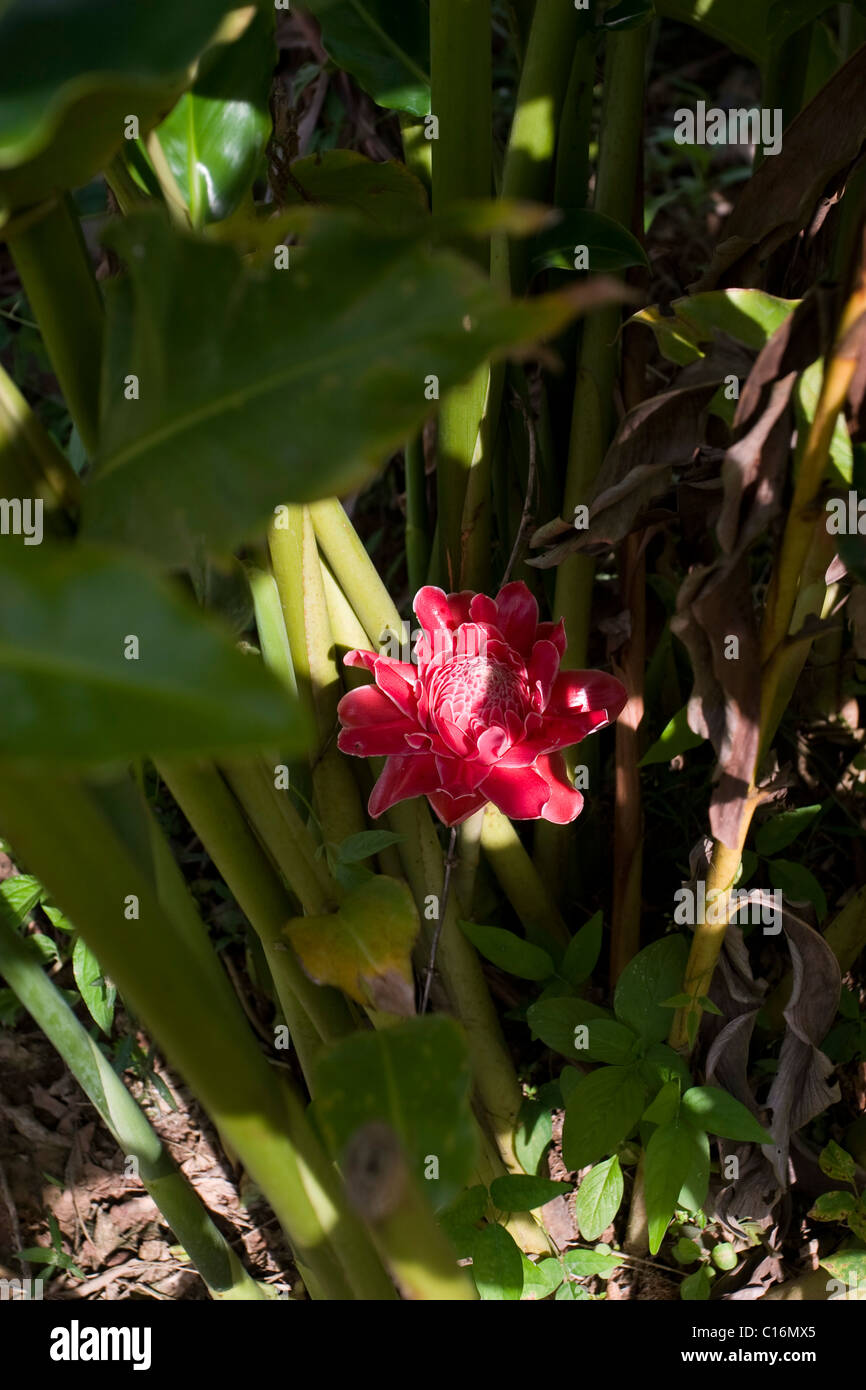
[
  {"left": 431, "top": 0, "right": 492, "bottom": 584},
  {"left": 480, "top": 804, "right": 570, "bottom": 950},
  {"left": 0, "top": 363, "right": 81, "bottom": 525},
  {"left": 0, "top": 913, "right": 266, "bottom": 1299},
  {"left": 0, "top": 773, "right": 394, "bottom": 1299},
  {"left": 245, "top": 563, "right": 297, "bottom": 695},
  {"left": 5, "top": 195, "right": 103, "bottom": 457},
  {"left": 156, "top": 759, "right": 353, "bottom": 1065}
]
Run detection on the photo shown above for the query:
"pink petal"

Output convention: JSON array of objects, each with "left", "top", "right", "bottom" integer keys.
[
  {"left": 479, "top": 764, "right": 550, "bottom": 820},
  {"left": 427, "top": 788, "right": 488, "bottom": 827},
  {"left": 527, "top": 639, "right": 560, "bottom": 710},
  {"left": 337, "top": 724, "right": 413, "bottom": 756},
  {"left": 536, "top": 619, "right": 566, "bottom": 659},
  {"left": 343, "top": 648, "right": 379, "bottom": 673},
  {"left": 536, "top": 753, "right": 585, "bottom": 824},
  {"left": 445, "top": 590, "right": 475, "bottom": 626},
  {"left": 414, "top": 586, "right": 459, "bottom": 634},
  {"left": 368, "top": 753, "right": 441, "bottom": 818},
  {"left": 468, "top": 593, "right": 499, "bottom": 627},
  {"left": 373, "top": 657, "right": 419, "bottom": 717},
  {"left": 494, "top": 582, "right": 538, "bottom": 657},
  {"left": 337, "top": 683, "right": 415, "bottom": 730},
  {"left": 548, "top": 669, "right": 628, "bottom": 724}
]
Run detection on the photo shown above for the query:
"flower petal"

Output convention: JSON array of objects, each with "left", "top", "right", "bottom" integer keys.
[
  {"left": 494, "top": 581, "right": 538, "bottom": 657},
  {"left": 535, "top": 619, "right": 566, "bottom": 659},
  {"left": 547, "top": 669, "right": 628, "bottom": 724},
  {"left": 414, "top": 586, "right": 459, "bottom": 633},
  {"left": 536, "top": 753, "right": 585, "bottom": 824},
  {"left": 479, "top": 763, "right": 550, "bottom": 820},
  {"left": 367, "top": 753, "right": 442, "bottom": 818},
  {"left": 527, "top": 639, "right": 560, "bottom": 710},
  {"left": 427, "top": 788, "right": 488, "bottom": 827}
]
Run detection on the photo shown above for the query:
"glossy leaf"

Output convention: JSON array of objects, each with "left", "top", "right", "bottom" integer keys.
[
  {"left": 489, "top": 1175, "right": 572, "bottom": 1212},
  {"left": 530, "top": 209, "right": 648, "bottom": 277},
  {"left": 459, "top": 920, "right": 553, "bottom": 981},
  {"left": 630, "top": 290, "right": 797, "bottom": 364},
  {"left": 72, "top": 935, "right": 115, "bottom": 1036},
  {"left": 640, "top": 706, "right": 705, "bottom": 767},
  {"left": 562, "top": 1248, "right": 621, "bottom": 1278},
  {"left": 0, "top": 874, "right": 43, "bottom": 924},
  {"left": 755, "top": 804, "right": 822, "bottom": 856},
  {"left": 613, "top": 935, "right": 690, "bottom": 1044},
  {"left": 157, "top": 9, "right": 274, "bottom": 226},
  {"left": 303, "top": 0, "right": 430, "bottom": 116},
  {"left": 0, "top": 0, "right": 240, "bottom": 214},
  {"left": 84, "top": 209, "right": 594, "bottom": 565},
  {"left": 0, "top": 545, "right": 306, "bottom": 765},
  {"left": 575, "top": 1156, "right": 624, "bottom": 1242},
  {"left": 313, "top": 1015, "right": 477, "bottom": 1207},
  {"left": 285, "top": 875, "right": 418, "bottom": 1015},
  {"left": 560, "top": 910, "right": 603, "bottom": 986},
  {"left": 526, "top": 995, "right": 611, "bottom": 1058},
  {"left": 520, "top": 1254, "right": 563, "bottom": 1300},
  {"left": 562, "top": 1065, "right": 648, "bottom": 1171},
  {"left": 645, "top": 1116, "right": 704, "bottom": 1254},
  {"left": 680, "top": 1086, "right": 772, "bottom": 1144},
  {"left": 513, "top": 1099, "right": 553, "bottom": 1176},
  {"left": 471, "top": 1221, "right": 523, "bottom": 1300}
]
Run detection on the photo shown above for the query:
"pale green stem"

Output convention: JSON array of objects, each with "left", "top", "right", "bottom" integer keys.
[{"left": 480, "top": 804, "right": 570, "bottom": 950}]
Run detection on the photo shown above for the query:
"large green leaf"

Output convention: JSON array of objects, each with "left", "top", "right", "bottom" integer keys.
[
  {"left": 313, "top": 1015, "right": 477, "bottom": 1208},
  {"left": 488, "top": 1175, "right": 572, "bottom": 1212},
  {"left": 562, "top": 1065, "right": 648, "bottom": 1171},
  {"left": 83, "top": 209, "right": 592, "bottom": 565},
  {"left": 681, "top": 1086, "right": 773, "bottom": 1144},
  {"left": 530, "top": 210, "right": 648, "bottom": 278},
  {"left": 459, "top": 920, "right": 553, "bottom": 981},
  {"left": 526, "top": 995, "right": 611, "bottom": 1059},
  {"left": 644, "top": 1115, "right": 703, "bottom": 1255},
  {"left": 280, "top": 151, "right": 428, "bottom": 228},
  {"left": 613, "top": 935, "right": 690, "bottom": 1044},
  {"left": 0, "top": 0, "right": 240, "bottom": 214},
  {"left": 156, "top": 8, "right": 275, "bottom": 227},
  {"left": 0, "top": 543, "right": 306, "bottom": 765},
  {"left": 574, "top": 1156, "right": 624, "bottom": 1242},
  {"left": 303, "top": 0, "right": 430, "bottom": 116},
  {"left": 471, "top": 1222, "right": 523, "bottom": 1300}
]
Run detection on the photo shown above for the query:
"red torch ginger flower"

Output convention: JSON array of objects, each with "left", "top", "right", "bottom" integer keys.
[{"left": 337, "top": 582, "right": 627, "bottom": 827}]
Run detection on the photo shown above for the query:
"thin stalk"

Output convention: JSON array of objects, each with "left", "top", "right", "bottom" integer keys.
[
  {"left": 398, "top": 114, "right": 433, "bottom": 193},
  {"left": 455, "top": 806, "right": 485, "bottom": 915},
  {"left": 0, "top": 914, "right": 266, "bottom": 1299},
  {"left": 0, "top": 362, "right": 81, "bottom": 527},
  {"left": 5, "top": 195, "right": 103, "bottom": 456},
  {"left": 144, "top": 130, "right": 191, "bottom": 226},
  {"left": 430, "top": 0, "right": 492, "bottom": 584},
  {"left": 245, "top": 563, "right": 297, "bottom": 695},
  {"left": 269, "top": 505, "right": 368, "bottom": 846},
  {"left": 553, "top": 26, "right": 596, "bottom": 209},
  {"left": 157, "top": 759, "right": 353, "bottom": 1062},
  {"left": 310, "top": 498, "right": 406, "bottom": 644},
  {"left": 0, "top": 773, "right": 395, "bottom": 1299}
]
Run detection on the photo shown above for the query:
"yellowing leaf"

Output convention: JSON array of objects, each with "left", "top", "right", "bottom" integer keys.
[{"left": 284, "top": 876, "right": 418, "bottom": 1015}]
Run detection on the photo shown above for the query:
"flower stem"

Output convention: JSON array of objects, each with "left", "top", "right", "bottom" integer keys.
[
  {"left": 0, "top": 913, "right": 267, "bottom": 1299},
  {"left": 480, "top": 804, "right": 570, "bottom": 950},
  {"left": 0, "top": 363, "right": 81, "bottom": 523}
]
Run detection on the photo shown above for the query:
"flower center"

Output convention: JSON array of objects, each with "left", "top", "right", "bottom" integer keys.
[{"left": 429, "top": 655, "right": 527, "bottom": 734}]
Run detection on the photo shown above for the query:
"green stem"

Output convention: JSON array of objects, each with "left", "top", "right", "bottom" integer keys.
[
  {"left": 156, "top": 760, "right": 353, "bottom": 1062},
  {"left": 0, "top": 362, "right": 81, "bottom": 526},
  {"left": 430, "top": 0, "right": 492, "bottom": 585},
  {"left": 0, "top": 913, "right": 267, "bottom": 1300},
  {"left": 310, "top": 497, "right": 405, "bottom": 644},
  {"left": 245, "top": 563, "right": 297, "bottom": 695},
  {"left": 554, "top": 25, "right": 596, "bottom": 209},
  {"left": 5, "top": 195, "right": 104, "bottom": 456},
  {"left": 404, "top": 433, "right": 430, "bottom": 595},
  {"left": 480, "top": 804, "right": 570, "bottom": 950},
  {"left": 0, "top": 773, "right": 394, "bottom": 1299}
]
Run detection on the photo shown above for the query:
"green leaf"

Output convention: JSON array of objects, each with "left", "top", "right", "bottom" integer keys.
[
  {"left": 562, "top": 1248, "right": 622, "bottom": 1278},
  {"left": 679, "top": 1264, "right": 713, "bottom": 1301},
  {"left": 560, "top": 910, "right": 603, "bottom": 985},
  {"left": 575, "top": 1156, "right": 624, "bottom": 1242},
  {"left": 755, "top": 805, "right": 822, "bottom": 856},
  {"left": 530, "top": 209, "right": 648, "bottom": 277},
  {"left": 672, "top": 1237, "right": 702, "bottom": 1264},
  {"left": 313, "top": 1015, "right": 477, "bottom": 1207},
  {"left": 809, "top": 1191, "right": 856, "bottom": 1222},
  {"left": 17, "top": 1245, "right": 82, "bottom": 1273},
  {"left": 0, "top": 0, "right": 240, "bottom": 214},
  {"left": 285, "top": 876, "right": 418, "bottom": 1015},
  {"left": 279, "top": 150, "right": 429, "bottom": 229},
  {"left": 302, "top": 0, "right": 430, "bottom": 116},
  {"left": 0, "top": 545, "right": 306, "bottom": 765},
  {"left": 820, "top": 1247, "right": 866, "bottom": 1294},
  {"left": 460, "top": 920, "right": 553, "bottom": 981},
  {"left": 768, "top": 859, "right": 828, "bottom": 919},
  {"left": 489, "top": 1175, "right": 572, "bottom": 1212},
  {"left": 562, "top": 1066, "right": 648, "bottom": 1171},
  {"left": 630, "top": 290, "right": 797, "bottom": 364},
  {"left": 678, "top": 1128, "right": 710, "bottom": 1214},
  {"left": 83, "top": 209, "right": 592, "bottom": 566},
  {"left": 514, "top": 1100, "right": 553, "bottom": 1177},
  {"left": 575, "top": 1019, "right": 639, "bottom": 1065},
  {"left": 471, "top": 1222, "right": 523, "bottom": 1301},
  {"left": 645, "top": 1117, "right": 705, "bottom": 1254},
  {"left": 335, "top": 830, "right": 405, "bottom": 864},
  {"left": 639, "top": 706, "right": 705, "bottom": 766},
  {"left": 156, "top": 8, "right": 274, "bottom": 226},
  {"left": 555, "top": 1278, "right": 592, "bottom": 1299},
  {"left": 818, "top": 1140, "right": 857, "bottom": 1186},
  {"left": 520, "top": 1254, "right": 563, "bottom": 1300},
  {"left": 641, "top": 1042, "right": 693, "bottom": 1091},
  {"left": 680, "top": 1087, "right": 773, "bottom": 1144},
  {"left": 0, "top": 874, "right": 43, "bottom": 925},
  {"left": 614, "top": 935, "right": 690, "bottom": 1044},
  {"left": 526, "top": 995, "right": 611, "bottom": 1058},
  {"left": 643, "top": 1078, "right": 680, "bottom": 1127},
  {"left": 437, "top": 1184, "right": 487, "bottom": 1257},
  {"left": 559, "top": 1066, "right": 583, "bottom": 1104},
  {"left": 71, "top": 936, "right": 115, "bottom": 1036}
]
